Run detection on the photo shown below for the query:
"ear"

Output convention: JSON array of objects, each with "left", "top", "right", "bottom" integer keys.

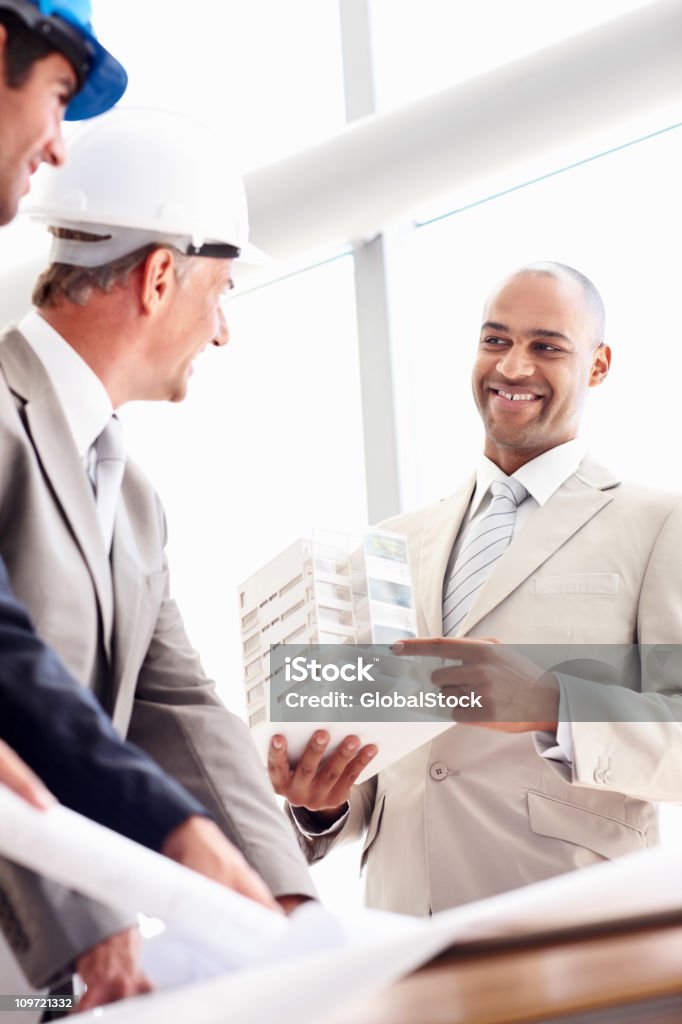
[
  {"left": 139, "top": 248, "right": 177, "bottom": 315},
  {"left": 588, "top": 343, "right": 611, "bottom": 388}
]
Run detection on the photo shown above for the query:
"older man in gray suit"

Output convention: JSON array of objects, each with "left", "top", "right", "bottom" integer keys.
[
  {"left": 269, "top": 262, "right": 682, "bottom": 916},
  {"left": 0, "top": 109, "right": 315, "bottom": 999}
]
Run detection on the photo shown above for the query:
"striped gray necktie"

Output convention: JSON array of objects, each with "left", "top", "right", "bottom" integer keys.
[{"left": 442, "top": 476, "right": 528, "bottom": 637}]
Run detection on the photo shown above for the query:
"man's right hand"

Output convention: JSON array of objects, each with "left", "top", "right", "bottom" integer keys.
[
  {"left": 0, "top": 739, "right": 54, "bottom": 810},
  {"left": 76, "top": 819, "right": 279, "bottom": 1011},
  {"left": 268, "top": 731, "right": 377, "bottom": 826},
  {"left": 161, "top": 816, "right": 279, "bottom": 913}
]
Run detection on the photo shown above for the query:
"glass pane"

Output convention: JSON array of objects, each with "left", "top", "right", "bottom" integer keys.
[
  {"left": 95, "top": 0, "right": 346, "bottom": 170},
  {"left": 370, "top": 0, "right": 657, "bottom": 111}
]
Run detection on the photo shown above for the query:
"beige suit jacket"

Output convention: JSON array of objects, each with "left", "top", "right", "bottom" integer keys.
[
  {"left": 0, "top": 328, "right": 315, "bottom": 985},
  {"left": 296, "top": 458, "right": 682, "bottom": 916}
]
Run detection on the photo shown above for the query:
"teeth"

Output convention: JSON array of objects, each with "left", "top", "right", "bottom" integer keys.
[{"left": 498, "top": 390, "right": 536, "bottom": 401}]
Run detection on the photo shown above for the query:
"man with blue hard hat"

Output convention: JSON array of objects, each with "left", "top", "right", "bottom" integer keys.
[{"left": 0, "top": 0, "right": 126, "bottom": 224}]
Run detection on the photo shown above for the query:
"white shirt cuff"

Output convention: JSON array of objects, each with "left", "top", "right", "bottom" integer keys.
[{"left": 535, "top": 675, "right": 575, "bottom": 764}]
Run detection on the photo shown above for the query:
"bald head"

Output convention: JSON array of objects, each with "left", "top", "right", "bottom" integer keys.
[{"left": 487, "top": 262, "right": 605, "bottom": 347}]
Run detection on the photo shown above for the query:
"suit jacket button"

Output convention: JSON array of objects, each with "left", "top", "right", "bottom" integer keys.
[{"left": 430, "top": 762, "right": 449, "bottom": 781}]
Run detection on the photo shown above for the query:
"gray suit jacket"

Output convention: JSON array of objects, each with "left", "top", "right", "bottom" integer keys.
[
  {"left": 295, "top": 458, "right": 682, "bottom": 916},
  {"left": 0, "top": 327, "right": 315, "bottom": 985}
]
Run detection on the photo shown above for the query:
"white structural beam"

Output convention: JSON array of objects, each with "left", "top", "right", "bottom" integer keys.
[
  {"left": 339, "top": 0, "right": 376, "bottom": 122},
  {"left": 339, "top": 0, "right": 404, "bottom": 523},
  {"left": 351, "top": 225, "right": 416, "bottom": 521},
  {"left": 245, "top": 0, "right": 682, "bottom": 266}
]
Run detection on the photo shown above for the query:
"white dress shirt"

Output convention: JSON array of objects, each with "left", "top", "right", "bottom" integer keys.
[
  {"left": 19, "top": 310, "right": 114, "bottom": 472},
  {"left": 453, "top": 437, "right": 587, "bottom": 558}
]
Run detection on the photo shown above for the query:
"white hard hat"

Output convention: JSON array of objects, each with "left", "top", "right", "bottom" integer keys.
[{"left": 25, "top": 108, "right": 266, "bottom": 267}]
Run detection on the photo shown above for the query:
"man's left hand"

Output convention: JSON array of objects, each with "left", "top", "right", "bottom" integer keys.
[
  {"left": 76, "top": 927, "right": 153, "bottom": 1011},
  {"left": 393, "top": 637, "right": 560, "bottom": 733}
]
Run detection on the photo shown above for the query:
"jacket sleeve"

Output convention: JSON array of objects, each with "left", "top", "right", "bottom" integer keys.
[
  {"left": 285, "top": 777, "right": 378, "bottom": 865},
  {"left": 127, "top": 574, "right": 318, "bottom": 902}
]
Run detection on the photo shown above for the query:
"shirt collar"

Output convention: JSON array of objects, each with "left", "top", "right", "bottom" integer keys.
[
  {"left": 470, "top": 437, "right": 587, "bottom": 517},
  {"left": 19, "top": 310, "right": 114, "bottom": 459}
]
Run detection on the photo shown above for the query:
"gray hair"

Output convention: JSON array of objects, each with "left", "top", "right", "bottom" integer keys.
[{"left": 33, "top": 229, "right": 197, "bottom": 309}]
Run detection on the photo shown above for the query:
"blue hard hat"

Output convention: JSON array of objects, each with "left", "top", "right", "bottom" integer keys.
[{"left": 0, "top": 0, "right": 127, "bottom": 119}]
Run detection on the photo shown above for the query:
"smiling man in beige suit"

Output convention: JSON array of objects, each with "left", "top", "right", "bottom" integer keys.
[{"left": 269, "top": 261, "right": 682, "bottom": 915}]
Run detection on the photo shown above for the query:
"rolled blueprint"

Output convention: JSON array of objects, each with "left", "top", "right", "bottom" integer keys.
[{"left": 0, "top": 785, "right": 286, "bottom": 967}]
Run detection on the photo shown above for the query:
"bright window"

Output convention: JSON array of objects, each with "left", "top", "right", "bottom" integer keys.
[
  {"left": 95, "top": 0, "right": 346, "bottom": 170},
  {"left": 370, "top": 0, "right": 658, "bottom": 111}
]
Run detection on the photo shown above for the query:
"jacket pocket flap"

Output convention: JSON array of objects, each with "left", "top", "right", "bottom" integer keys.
[
  {"left": 532, "top": 573, "right": 620, "bottom": 596},
  {"left": 360, "top": 791, "right": 386, "bottom": 868},
  {"left": 527, "top": 790, "right": 645, "bottom": 860}
]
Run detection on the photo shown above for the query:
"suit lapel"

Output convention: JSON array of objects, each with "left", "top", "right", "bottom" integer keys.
[
  {"left": 109, "top": 492, "right": 147, "bottom": 728},
  {"left": 458, "top": 459, "right": 618, "bottom": 635},
  {"left": 0, "top": 329, "right": 114, "bottom": 652},
  {"left": 417, "top": 476, "right": 475, "bottom": 635}
]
